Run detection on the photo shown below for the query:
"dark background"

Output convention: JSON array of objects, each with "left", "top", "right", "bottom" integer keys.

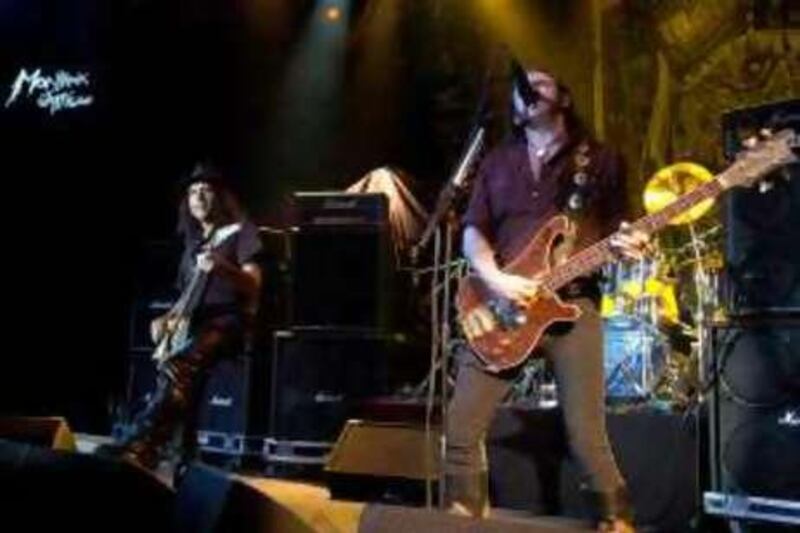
[{"left": 0, "top": 0, "right": 499, "bottom": 432}]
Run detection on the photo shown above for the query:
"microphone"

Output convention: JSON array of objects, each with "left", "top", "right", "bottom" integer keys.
[{"left": 511, "top": 58, "right": 538, "bottom": 108}]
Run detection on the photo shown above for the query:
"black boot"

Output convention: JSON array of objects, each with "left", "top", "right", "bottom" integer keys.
[
  {"left": 94, "top": 435, "right": 160, "bottom": 471},
  {"left": 108, "top": 372, "right": 191, "bottom": 471},
  {"left": 443, "top": 471, "right": 490, "bottom": 518}
]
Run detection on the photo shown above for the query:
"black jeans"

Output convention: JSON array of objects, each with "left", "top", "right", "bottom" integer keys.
[{"left": 445, "top": 298, "right": 626, "bottom": 513}]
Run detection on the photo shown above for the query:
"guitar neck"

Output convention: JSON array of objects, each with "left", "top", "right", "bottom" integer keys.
[
  {"left": 166, "top": 223, "right": 243, "bottom": 318},
  {"left": 173, "top": 269, "right": 209, "bottom": 317},
  {"left": 542, "top": 174, "right": 725, "bottom": 292}
]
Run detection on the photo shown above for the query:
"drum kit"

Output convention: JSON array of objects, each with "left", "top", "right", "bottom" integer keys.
[{"left": 513, "top": 162, "right": 725, "bottom": 409}]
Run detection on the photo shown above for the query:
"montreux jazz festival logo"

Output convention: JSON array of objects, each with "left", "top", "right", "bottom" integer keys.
[{"left": 4, "top": 68, "right": 94, "bottom": 115}]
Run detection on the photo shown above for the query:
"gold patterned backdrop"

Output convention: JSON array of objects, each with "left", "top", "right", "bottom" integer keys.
[
  {"left": 601, "top": 0, "right": 799, "bottom": 205},
  {"left": 596, "top": 0, "right": 798, "bottom": 311}
]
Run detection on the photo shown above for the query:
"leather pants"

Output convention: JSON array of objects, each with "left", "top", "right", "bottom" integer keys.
[{"left": 119, "top": 324, "right": 236, "bottom": 470}]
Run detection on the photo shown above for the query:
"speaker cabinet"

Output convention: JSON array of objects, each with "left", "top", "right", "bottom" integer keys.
[
  {"left": 325, "top": 420, "right": 439, "bottom": 503},
  {"left": 0, "top": 416, "right": 76, "bottom": 451},
  {"left": 722, "top": 100, "right": 800, "bottom": 315},
  {"left": 197, "top": 355, "right": 267, "bottom": 457},
  {"left": 709, "top": 322, "right": 800, "bottom": 501},
  {"left": 269, "top": 329, "right": 395, "bottom": 444},
  {"left": 290, "top": 226, "right": 394, "bottom": 330}
]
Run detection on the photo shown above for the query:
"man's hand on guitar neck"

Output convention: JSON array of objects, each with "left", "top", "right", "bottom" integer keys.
[
  {"left": 609, "top": 221, "right": 652, "bottom": 262},
  {"left": 196, "top": 249, "right": 263, "bottom": 306},
  {"left": 196, "top": 250, "right": 219, "bottom": 273},
  {"left": 150, "top": 313, "right": 173, "bottom": 344}
]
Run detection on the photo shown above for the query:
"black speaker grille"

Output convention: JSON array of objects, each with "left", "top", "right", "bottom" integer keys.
[
  {"left": 270, "top": 330, "right": 393, "bottom": 442},
  {"left": 722, "top": 100, "right": 800, "bottom": 315},
  {"left": 711, "top": 323, "right": 800, "bottom": 500},
  {"left": 291, "top": 226, "right": 394, "bottom": 329},
  {"left": 721, "top": 405, "right": 800, "bottom": 499},
  {"left": 718, "top": 327, "right": 800, "bottom": 407}
]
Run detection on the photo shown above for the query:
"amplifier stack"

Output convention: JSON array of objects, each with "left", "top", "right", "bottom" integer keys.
[
  {"left": 704, "top": 100, "right": 800, "bottom": 527},
  {"left": 265, "top": 192, "right": 403, "bottom": 471}
]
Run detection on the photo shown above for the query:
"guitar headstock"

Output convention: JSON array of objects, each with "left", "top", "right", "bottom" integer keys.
[{"left": 720, "top": 129, "right": 798, "bottom": 190}]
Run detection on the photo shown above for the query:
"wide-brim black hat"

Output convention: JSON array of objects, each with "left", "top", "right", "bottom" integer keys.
[{"left": 178, "top": 162, "right": 230, "bottom": 192}]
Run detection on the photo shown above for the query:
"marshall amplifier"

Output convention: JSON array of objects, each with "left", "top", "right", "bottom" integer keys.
[
  {"left": 290, "top": 192, "right": 395, "bottom": 330},
  {"left": 292, "top": 192, "right": 388, "bottom": 228},
  {"left": 197, "top": 355, "right": 267, "bottom": 460},
  {"left": 705, "top": 320, "right": 800, "bottom": 526},
  {"left": 722, "top": 100, "right": 800, "bottom": 315},
  {"left": 267, "top": 328, "right": 397, "bottom": 467}
]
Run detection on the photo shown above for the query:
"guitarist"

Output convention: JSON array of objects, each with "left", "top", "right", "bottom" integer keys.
[
  {"left": 102, "top": 164, "right": 263, "bottom": 477},
  {"left": 444, "top": 66, "right": 649, "bottom": 533}
]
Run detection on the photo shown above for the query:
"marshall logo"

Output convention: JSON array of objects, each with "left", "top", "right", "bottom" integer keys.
[
  {"left": 210, "top": 395, "right": 234, "bottom": 408},
  {"left": 314, "top": 392, "right": 344, "bottom": 403},
  {"left": 323, "top": 198, "right": 360, "bottom": 210}
]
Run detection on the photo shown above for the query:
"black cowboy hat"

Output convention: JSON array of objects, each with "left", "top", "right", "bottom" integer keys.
[{"left": 178, "top": 162, "right": 228, "bottom": 191}]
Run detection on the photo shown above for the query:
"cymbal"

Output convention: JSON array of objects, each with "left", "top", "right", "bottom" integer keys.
[{"left": 643, "top": 162, "right": 715, "bottom": 225}]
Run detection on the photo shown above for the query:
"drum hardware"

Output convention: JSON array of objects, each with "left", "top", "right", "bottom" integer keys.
[
  {"left": 601, "top": 162, "right": 721, "bottom": 406},
  {"left": 507, "top": 358, "right": 558, "bottom": 408}
]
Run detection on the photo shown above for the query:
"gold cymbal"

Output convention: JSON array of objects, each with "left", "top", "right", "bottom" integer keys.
[{"left": 643, "top": 162, "right": 715, "bottom": 225}]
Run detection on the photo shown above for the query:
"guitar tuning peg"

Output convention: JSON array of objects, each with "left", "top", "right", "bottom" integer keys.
[{"left": 742, "top": 135, "right": 758, "bottom": 150}]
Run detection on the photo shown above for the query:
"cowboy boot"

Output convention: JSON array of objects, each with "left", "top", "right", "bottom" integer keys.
[
  {"left": 583, "top": 485, "right": 635, "bottom": 532},
  {"left": 443, "top": 471, "right": 490, "bottom": 518},
  {"left": 117, "top": 371, "right": 192, "bottom": 470}
]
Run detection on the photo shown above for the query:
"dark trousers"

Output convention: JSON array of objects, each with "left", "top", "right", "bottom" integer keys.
[
  {"left": 445, "top": 298, "right": 625, "bottom": 513},
  {"left": 121, "top": 320, "right": 240, "bottom": 469}
]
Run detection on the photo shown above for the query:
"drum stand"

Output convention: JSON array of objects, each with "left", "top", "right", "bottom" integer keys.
[
  {"left": 507, "top": 358, "right": 558, "bottom": 408},
  {"left": 605, "top": 321, "right": 660, "bottom": 400},
  {"left": 688, "top": 223, "right": 716, "bottom": 404}
]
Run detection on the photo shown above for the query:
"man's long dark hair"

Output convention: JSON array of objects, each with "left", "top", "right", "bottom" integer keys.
[{"left": 176, "top": 168, "right": 245, "bottom": 243}]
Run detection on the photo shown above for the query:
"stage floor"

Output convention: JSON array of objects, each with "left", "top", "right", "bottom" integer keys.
[{"left": 74, "top": 434, "right": 593, "bottom": 531}]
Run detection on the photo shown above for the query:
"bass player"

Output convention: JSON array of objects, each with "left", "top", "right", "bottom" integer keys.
[
  {"left": 444, "top": 64, "right": 649, "bottom": 533},
  {"left": 99, "top": 163, "right": 262, "bottom": 479}
]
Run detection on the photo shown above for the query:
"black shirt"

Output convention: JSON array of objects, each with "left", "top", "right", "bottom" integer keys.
[{"left": 177, "top": 219, "right": 263, "bottom": 322}]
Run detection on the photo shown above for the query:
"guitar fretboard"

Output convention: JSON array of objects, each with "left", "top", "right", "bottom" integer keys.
[{"left": 541, "top": 171, "right": 726, "bottom": 292}]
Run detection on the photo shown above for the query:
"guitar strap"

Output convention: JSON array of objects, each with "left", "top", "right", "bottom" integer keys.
[
  {"left": 557, "top": 139, "right": 609, "bottom": 303},
  {"left": 552, "top": 140, "right": 594, "bottom": 265}
]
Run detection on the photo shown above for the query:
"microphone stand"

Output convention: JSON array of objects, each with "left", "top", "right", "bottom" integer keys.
[
  {"left": 412, "top": 120, "right": 487, "bottom": 511},
  {"left": 410, "top": 47, "right": 504, "bottom": 508}
]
